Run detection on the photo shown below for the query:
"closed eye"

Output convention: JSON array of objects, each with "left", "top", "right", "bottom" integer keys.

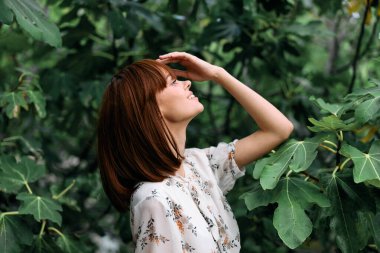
[{"left": 170, "top": 79, "right": 177, "bottom": 86}]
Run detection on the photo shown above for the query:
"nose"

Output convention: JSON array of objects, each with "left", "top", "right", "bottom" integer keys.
[{"left": 184, "top": 80, "right": 191, "bottom": 90}]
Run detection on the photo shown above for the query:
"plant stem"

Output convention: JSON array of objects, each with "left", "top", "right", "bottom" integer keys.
[
  {"left": 300, "top": 171, "right": 319, "bottom": 183},
  {"left": 24, "top": 181, "right": 33, "bottom": 194},
  {"left": 333, "top": 166, "right": 339, "bottom": 176},
  {"left": 48, "top": 227, "right": 64, "bottom": 237},
  {"left": 319, "top": 144, "right": 337, "bottom": 154},
  {"left": 368, "top": 244, "right": 378, "bottom": 250},
  {"left": 322, "top": 140, "right": 338, "bottom": 149},
  {"left": 286, "top": 170, "right": 293, "bottom": 177},
  {"left": 335, "top": 131, "right": 343, "bottom": 167},
  {"left": 339, "top": 158, "right": 351, "bottom": 170},
  {"left": 53, "top": 180, "right": 76, "bottom": 200},
  {"left": 1, "top": 211, "right": 19, "bottom": 216},
  {"left": 39, "top": 220, "right": 46, "bottom": 237},
  {"left": 336, "top": 131, "right": 344, "bottom": 142}
]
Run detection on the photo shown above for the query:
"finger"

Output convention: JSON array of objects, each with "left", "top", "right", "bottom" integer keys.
[
  {"left": 159, "top": 52, "right": 191, "bottom": 61},
  {"left": 171, "top": 69, "right": 190, "bottom": 79},
  {"left": 158, "top": 51, "right": 180, "bottom": 58},
  {"left": 156, "top": 58, "right": 179, "bottom": 64}
]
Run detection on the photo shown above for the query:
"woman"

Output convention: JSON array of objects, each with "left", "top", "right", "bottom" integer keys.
[{"left": 97, "top": 52, "right": 293, "bottom": 252}]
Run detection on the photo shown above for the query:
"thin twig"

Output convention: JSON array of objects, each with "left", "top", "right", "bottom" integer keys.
[
  {"left": 347, "top": 1, "right": 371, "bottom": 94},
  {"left": 300, "top": 171, "right": 319, "bottom": 183}
]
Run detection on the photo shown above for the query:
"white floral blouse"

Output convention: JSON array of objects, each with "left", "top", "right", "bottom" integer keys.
[{"left": 130, "top": 140, "right": 245, "bottom": 253}]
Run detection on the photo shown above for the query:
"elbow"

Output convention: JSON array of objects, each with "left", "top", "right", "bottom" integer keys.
[{"left": 279, "top": 120, "right": 294, "bottom": 140}]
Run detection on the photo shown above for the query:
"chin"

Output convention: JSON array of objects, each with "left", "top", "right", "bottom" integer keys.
[{"left": 196, "top": 102, "right": 204, "bottom": 113}]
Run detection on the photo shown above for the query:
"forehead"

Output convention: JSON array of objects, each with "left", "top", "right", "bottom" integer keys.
[{"left": 160, "top": 68, "right": 176, "bottom": 81}]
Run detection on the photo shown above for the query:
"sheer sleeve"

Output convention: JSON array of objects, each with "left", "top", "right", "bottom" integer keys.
[
  {"left": 203, "top": 140, "right": 245, "bottom": 194},
  {"left": 132, "top": 196, "right": 183, "bottom": 253}
]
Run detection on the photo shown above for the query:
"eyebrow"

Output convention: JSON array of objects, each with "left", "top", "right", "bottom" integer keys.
[{"left": 165, "top": 74, "right": 176, "bottom": 84}]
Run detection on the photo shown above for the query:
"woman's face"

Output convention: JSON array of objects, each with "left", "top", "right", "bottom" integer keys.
[{"left": 156, "top": 74, "right": 204, "bottom": 124}]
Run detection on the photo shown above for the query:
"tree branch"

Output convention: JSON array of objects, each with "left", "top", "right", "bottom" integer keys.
[
  {"left": 334, "top": 14, "right": 379, "bottom": 74},
  {"left": 325, "top": 15, "right": 342, "bottom": 75}
]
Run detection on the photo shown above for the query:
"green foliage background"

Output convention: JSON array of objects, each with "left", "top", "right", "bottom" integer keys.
[{"left": 1, "top": 0, "right": 380, "bottom": 252}]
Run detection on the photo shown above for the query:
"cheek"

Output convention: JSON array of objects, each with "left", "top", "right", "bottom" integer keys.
[
  {"left": 160, "top": 100, "right": 204, "bottom": 122},
  {"left": 156, "top": 89, "right": 204, "bottom": 122}
]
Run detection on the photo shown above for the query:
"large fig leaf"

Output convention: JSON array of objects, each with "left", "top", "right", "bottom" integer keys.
[
  {"left": 17, "top": 193, "right": 62, "bottom": 225},
  {"left": 0, "top": 156, "right": 46, "bottom": 193},
  {"left": 340, "top": 140, "right": 380, "bottom": 183},
  {"left": 254, "top": 138, "right": 319, "bottom": 190},
  {"left": 242, "top": 177, "right": 330, "bottom": 249},
  {"left": 321, "top": 171, "right": 372, "bottom": 253},
  {"left": 3, "top": 0, "right": 61, "bottom": 47},
  {"left": 308, "top": 115, "right": 357, "bottom": 133},
  {"left": 0, "top": 214, "right": 33, "bottom": 253},
  {"left": 273, "top": 177, "right": 330, "bottom": 249}
]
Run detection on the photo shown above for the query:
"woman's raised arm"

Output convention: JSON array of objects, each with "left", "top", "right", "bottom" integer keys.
[{"left": 158, "top": 52, "right": 294, "bottom": 168}]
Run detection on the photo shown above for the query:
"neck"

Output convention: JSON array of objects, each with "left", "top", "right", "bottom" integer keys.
[
  {"left": 166, "top": 122, "right": 187, "bottom": 156},
  {"left": 165, "top": 121, "right": 188, "bottom": 177}
]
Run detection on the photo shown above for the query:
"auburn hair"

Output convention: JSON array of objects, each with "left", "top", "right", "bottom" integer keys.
[{"left": 97, "top": 59, "right": 183, "bottom": 212}]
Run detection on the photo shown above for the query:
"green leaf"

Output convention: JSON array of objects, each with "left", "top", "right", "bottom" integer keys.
[
  {"left": 354, "top": 97, "right": 380, "bottom": 124},
  {"left": 310, "top": 96, "right": 344, "bottom": 116},
  {"left": 259, "top": 138, "right": 319, "bottom": 189},
  {"left": 107, "top": 9, "right": 129, "bottom": 39},
  {"left": 240, "top": 183, "right": 279, "bottom": 210},
  {"left": 130, "top": 3, "right": 164, "bottom": 33},
  {"left": 30, "top": 235, "right": 64, "bottom": 253},
  {"left": 367, "top": 179, "right": 380, "bottom": 188},
  {"left": 0, "top": 91, "right": 28, "bottom": 119},
  {"left": 25, "top": 90, "right": 46, "bottom": 118},
  {"left": 345, "top": 85, "right": 380, "bottom": 100},
  {"left": 369, "top": 79, "right": 380, "bottom": 86},
  {"left": 286, "top": 178, "right": 331, "bottom": 208},
  {"left": 272, "top": 177, "right": 329, "bottom": 249},
  {"left": 0, "top": 214, "right": 33, "bottom": 253},
  {"left": 79, "top": 80, "right": 108, "bottom": 109},
  {"left": 17, "top": 193, "right": 62, "bottom": 225},
  {"left": 242, "top": 177, "right": 330, "bottom": 249},
  {"left": 204, "top": 19, "right": 241, "bottom": 40},
  {"left": 252, "top": 156, "right": 273, "bottom": 179},
  {"left": 321, "top": 172, "right": 368, "bottom": 253},
  {"left": 56, "top": 234, "right": 86, "bottom": 253},
  {"left": 0, "top": 30, "right": 30, "bottom": 53},
  {"left": 0, "top": 0, "right": 13, "bottom": 24},
  {"left": 340, "top": 141, "right": 380, "bottom": 183},
  {"left": 367, "top": 212, "right": 380, "bottom": 249},
  {"left": 273, "top": 196, "right": 311, "bottom": 249},
  {"left": 284, "top": 21, "right": 324, "bottom": 37},
  {"left": 0, "top": 156, "right": 46, "bottom": 193},
  {"left": 50, "top": 184, "right": 81, "bottom": 212},
  {"left": 308, "top": 115, "right": 357, "bottom": 133},
  {"left": 3, "top": 0, "right": 61, "bottom": 47}
]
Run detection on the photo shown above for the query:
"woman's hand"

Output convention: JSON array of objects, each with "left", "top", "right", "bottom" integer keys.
[{"left": 157, "top": 52, "right": 221, "bottom": 82}]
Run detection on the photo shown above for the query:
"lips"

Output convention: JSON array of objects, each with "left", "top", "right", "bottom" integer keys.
[{"left": 187, "top": 92, "right": 196, "bottom": 100}]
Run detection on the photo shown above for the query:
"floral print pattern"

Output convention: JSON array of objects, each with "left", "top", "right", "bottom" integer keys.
[
  {"left": 165, "top": 197, "right": 198, "bottom": 236},
  {"left": 130, "top": 140, "right": 245, "bottom": 253},
  {"left": 138, "top": 218, "right": 170, "bottom": 250}
]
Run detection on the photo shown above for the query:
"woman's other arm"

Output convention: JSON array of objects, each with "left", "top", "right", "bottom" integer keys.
[
  {"left": 158, "top": 52, "right": 293, "bottom": 168},
  {"left": 212, "top": 67, "right": 293, "bottom": 168}
]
